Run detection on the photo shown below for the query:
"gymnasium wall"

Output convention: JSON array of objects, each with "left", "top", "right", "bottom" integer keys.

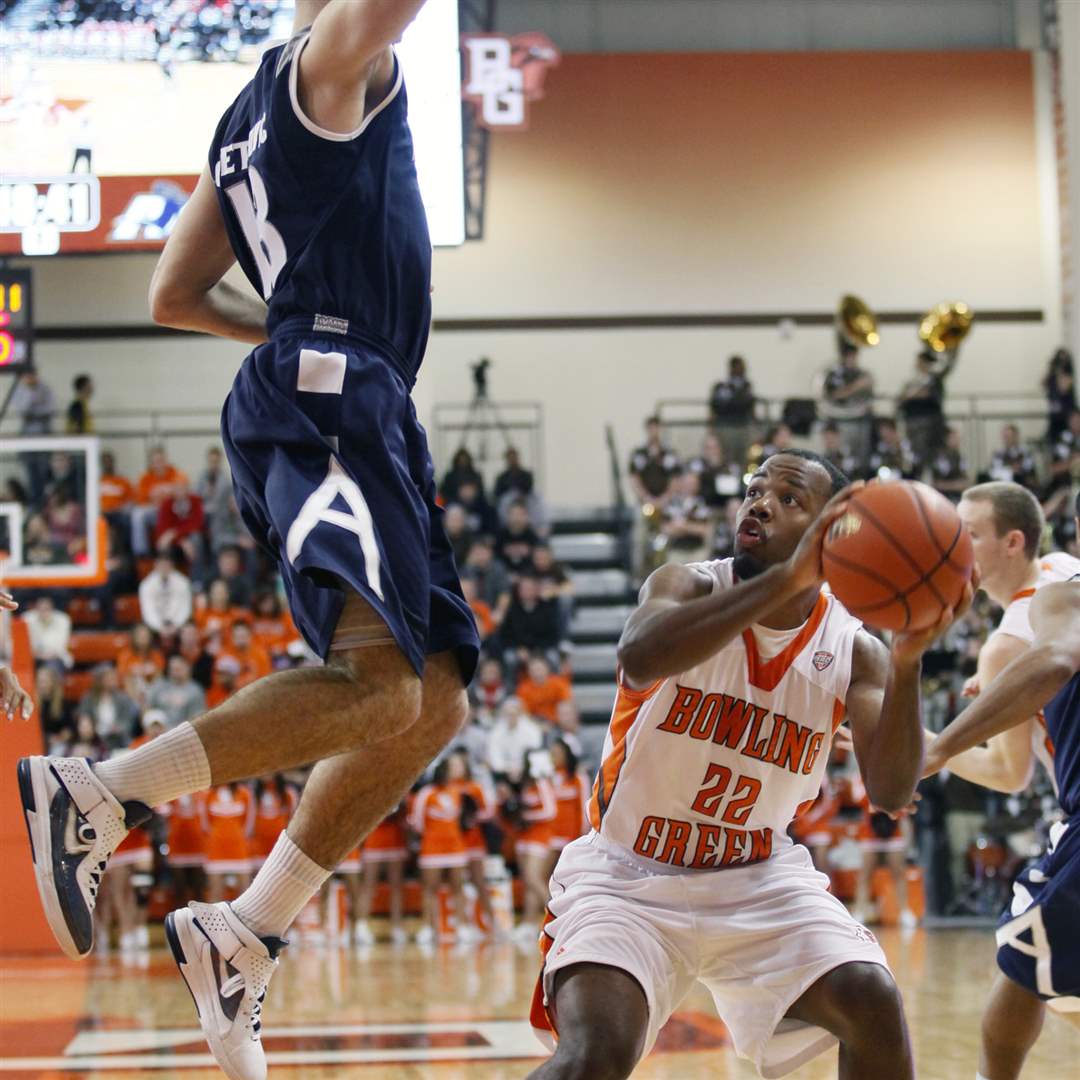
[{"left": 22, "top": 50, "right": 1061, "bottom": 504}]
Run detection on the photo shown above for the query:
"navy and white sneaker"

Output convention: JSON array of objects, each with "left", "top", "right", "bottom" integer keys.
[
  {"left": 17, "top": 756, "right": 151, "bottom": 960},
  {"left": 166, "top": 901, "right": 287, "bottom": 1080}
]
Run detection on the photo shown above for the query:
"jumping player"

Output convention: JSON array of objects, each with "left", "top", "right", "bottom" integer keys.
[
  {"left": 16, "top": 3, "right": 478, "bottom": 1077},
  {"left": 925, "top": 553, "right": 1080, "bottom": 1078},
  {"left": 529, "top": 452, "right": 971, "bottom": 1080}
]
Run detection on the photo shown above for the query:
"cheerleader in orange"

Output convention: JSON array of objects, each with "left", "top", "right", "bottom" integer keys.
[
  {"left": 101, "top": 819, "right": 153, "bottom": 955},
  {"left": 161, "top": 792, "right": 206, "bottom": 907},
  {"left": 409, "top": 758, "right": 469, "bottom": 945},
  {"left": 200, "top": 782, "right": 254, "bottom": 902},
  {"left": 850, "top": 769, "right": 916, "bottom": 929},
  {"left": 449, "top": 749, "right": 496, "bottom": 937},
  {"left": 341, "top": 805, "right": 409, "bottom": 947},
  {"left": 99, "top": 716, "right": 165, "bottom": 953},
  {"left": 513, "top": 751, "right": 557, "bottom": 935},
  {"left": 250, "top": 775, "right": 298, "bottom": 869},
  {"left": 548, "top": 739, "right": 590, "bottom": 856}
]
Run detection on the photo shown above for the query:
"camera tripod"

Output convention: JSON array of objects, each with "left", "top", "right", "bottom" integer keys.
[{"left": 457, "top": 358, "right": 515, "bottom": 464}]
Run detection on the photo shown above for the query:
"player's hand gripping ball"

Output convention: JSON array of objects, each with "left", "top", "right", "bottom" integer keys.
[{"left": 823, "top": 481, "right": 974, "bottom": 632}]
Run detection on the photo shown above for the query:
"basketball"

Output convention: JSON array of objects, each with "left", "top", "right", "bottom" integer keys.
[{"left": 823, "top": 481, "right": 974, "bottom": 632}]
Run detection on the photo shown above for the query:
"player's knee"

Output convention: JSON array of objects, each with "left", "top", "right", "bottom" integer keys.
[
  {"left": 820, "top": 963, "right": 905, "bottom": 1045},
  {"left": 331, "top": 651, "right": 423, "bottom": 733}
]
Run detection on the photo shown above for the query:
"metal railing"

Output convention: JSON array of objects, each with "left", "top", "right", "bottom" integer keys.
[{"left": 655, "top": 393, "right": 1051, "bottom": 479}]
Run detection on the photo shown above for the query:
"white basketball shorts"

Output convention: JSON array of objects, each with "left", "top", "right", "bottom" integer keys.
[{"left": 537, "top": 831, "right": 889, "bottom": 1079}]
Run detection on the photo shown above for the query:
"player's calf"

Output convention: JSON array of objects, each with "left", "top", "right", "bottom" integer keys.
[
  {"left": 528, "top": 964, "right": 649, "bottom": 1080},
  {"left": 790, "top": 961, "right": 913, "bottom": 1079},
  {"left": 978, "top": 973, "right": 1045, "bottom": 1080}
]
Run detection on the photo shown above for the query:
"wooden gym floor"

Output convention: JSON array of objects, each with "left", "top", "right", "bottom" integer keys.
[{"left": 0, "top": 926, "right": 1075, "bottom": 1078}]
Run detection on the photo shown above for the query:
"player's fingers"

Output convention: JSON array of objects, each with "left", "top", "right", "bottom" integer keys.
[
  {"left": 18, "top": 691, "right": 33, "bottom": 720},
  {"left": 0, "top": 590, "right": 16, "bottom": 611}
]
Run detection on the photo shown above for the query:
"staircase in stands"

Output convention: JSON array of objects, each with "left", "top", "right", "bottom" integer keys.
[{"left": 548, "top": 506, "right": 636, "bottom": 749}]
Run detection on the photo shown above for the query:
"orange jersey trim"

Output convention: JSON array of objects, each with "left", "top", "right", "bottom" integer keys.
[
  {"left": 831, "top": 698, "right": 846, "bottom": 733},
  {"left": 1036, "top": 711, "right": 1056, "bottom": 758},
  {"left": 742, "top": 592, "right": 829, "bottom": 692},
  {"left": 588, "top": 682, "right": 659, "bottom": 830},
  {"left": 1010, "top": 587, "right": 1036, "bottom": 604}
]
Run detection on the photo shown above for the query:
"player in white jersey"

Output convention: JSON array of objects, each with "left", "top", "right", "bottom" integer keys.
[
  {"left": 528, "top": 452, "right": 972, "bottom": 1080},
  {"left": 944, "top": 483, "right": 1078, "bottom": 798},
  {"left": 924, "top": 482, "right": 1080, "bottom": 1079}
]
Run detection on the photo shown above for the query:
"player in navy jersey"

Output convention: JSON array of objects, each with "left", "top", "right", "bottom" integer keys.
[
  {"left": 925, "top": 518, "right": 1080, "bottom": 1078},
  {"left": 16, "top": 4, "right": 479, "bottom": 1078}
]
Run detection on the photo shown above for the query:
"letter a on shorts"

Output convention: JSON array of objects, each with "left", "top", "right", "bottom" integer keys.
[{"left": 285, "top": 458, "right": 384, "bottom": 599}]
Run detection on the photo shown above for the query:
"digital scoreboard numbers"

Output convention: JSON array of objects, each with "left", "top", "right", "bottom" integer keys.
[
  {"left": 0, "top": 269, "right": 34, "bottom": 373},
  {"left": 0, "top": 176, "right": 101, "bottom": 256}
]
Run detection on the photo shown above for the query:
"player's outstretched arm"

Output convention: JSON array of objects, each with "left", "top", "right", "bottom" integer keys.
[
  {"left": 925, "top": 631, "right": 1036, "bottom": 793},
  {"left": 298, "top": 1, "right": 428, "bottom": 134},
  {"left": 925, "top": 580, "right": 1080, "bottom": 778},
  {"left": 149, "top": 166, "right": 268, "bottom": 346}
]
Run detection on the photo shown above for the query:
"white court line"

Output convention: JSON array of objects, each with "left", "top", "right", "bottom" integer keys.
[{"left": 1, "top": 1020, "right": 547, "bottom": 1071}]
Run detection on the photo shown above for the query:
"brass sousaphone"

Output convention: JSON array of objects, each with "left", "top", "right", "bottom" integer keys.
[
  {"left": 919, "top": 301, "right": 974, "bottom": 353},
  {"left": 836, "top": 294, "right": 880, "bottom": 348}
]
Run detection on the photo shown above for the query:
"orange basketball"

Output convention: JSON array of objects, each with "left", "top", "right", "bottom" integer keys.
[{"left": 823, "top": 481, "right": 974, "bottom": 632}]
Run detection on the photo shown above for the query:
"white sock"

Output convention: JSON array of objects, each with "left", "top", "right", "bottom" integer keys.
[
  {"left": 976, "top": 1074, "right": 991, "bottom": 1080},
  {"left": 231, "top": 832, "right": 330, "bottom": 939},
  {"left": 93, "top": 722, "right": 211, "bottom": 807}
]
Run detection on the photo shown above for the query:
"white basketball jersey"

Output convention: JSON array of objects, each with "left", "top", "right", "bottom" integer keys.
[
  {"left": 990, "top": 551, "right": 1080, "bottom": 793},
  {"left": 587, "top": 558, "right": 862, "bottom": 871}
]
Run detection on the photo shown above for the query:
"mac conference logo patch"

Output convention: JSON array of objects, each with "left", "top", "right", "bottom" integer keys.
[{"left": 812, "top": 651, "right": 834, "bottom": 671}]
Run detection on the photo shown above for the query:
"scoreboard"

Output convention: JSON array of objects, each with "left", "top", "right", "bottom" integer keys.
[{"left": 0, "top": 268, "right": 34, "bottom": 374}]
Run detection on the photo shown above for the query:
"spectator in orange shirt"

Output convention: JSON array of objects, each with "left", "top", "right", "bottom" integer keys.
[
  {"left": 217, "top": 619, "right": 272, "bottom": 690},
  {"left": 516, "top": 654, "right": 572, "bottom": 725},
  {"left": 461, "top": 576, "right": 494, "bottom": 641},
  {"left": 206, "top": 659, "right": 240, "bottom": 709},
  {"left": 116, "top": 623, "right": 165, "bottom": 706},
  {"left": 99, "top": 450, "right": 136, "bottom": 517},
  {"left": 251, "top": 591, "right": 300, "bottom": 662},
  {"left": 193, "top": 579, "right": 243, "bottom": 653},
  {"left": 132, "top": 445, "right": 189, "bottom": 556}
]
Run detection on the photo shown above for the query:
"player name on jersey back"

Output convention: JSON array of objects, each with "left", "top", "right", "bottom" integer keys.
[
  {"left": 589, "top": 559, "right": 861, "bottom": 873},
  {"left": 213, "top": 114, "right": 268, "bottom": 184}
]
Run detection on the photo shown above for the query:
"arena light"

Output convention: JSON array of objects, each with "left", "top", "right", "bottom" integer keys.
[{"left": 398, "top": 0, "right": 466, "bottom": 247}]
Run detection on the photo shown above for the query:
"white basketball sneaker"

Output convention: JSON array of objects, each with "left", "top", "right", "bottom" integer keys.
[
  {"left": 165, "top": 901, "right": 287, "bottom": 1080},
  {"left": 17, "top": 756, "right": 150, "bottom": 960}
]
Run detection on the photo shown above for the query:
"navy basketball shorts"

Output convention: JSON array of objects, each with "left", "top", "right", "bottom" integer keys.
[
  {"left": 996, "top": 816, "right": 1080, "bottom": 1012},
  {"left": 221, "top": 325, "right": 479, "bottom": 684}
]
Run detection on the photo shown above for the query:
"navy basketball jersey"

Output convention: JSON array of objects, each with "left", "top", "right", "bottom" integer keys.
[{"left": 208, "top": 30, "right": 432, "bottom": 384}]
